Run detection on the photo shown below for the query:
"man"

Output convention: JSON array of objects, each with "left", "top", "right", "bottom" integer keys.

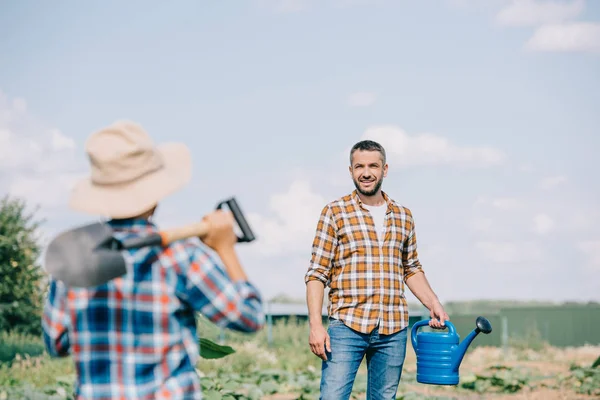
[
  {"left": 42, "top": 120, "right": 264, "bottom": 399},
  {"left": 305, "top": 139, "right": 449, "bottom": 399}
]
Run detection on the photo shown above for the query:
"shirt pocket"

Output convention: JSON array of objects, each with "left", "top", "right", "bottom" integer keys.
[{"left": 338, "top": 224, "right": 367, "bottom": 256}]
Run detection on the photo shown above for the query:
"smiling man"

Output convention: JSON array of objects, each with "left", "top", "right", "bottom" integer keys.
[{"left": 305, "top": 139, "right": 449, "bottom": 400}]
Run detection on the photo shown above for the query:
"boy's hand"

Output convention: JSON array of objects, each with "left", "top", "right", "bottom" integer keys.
[{"left": 201, "top": 210, "right": 237, "bottom": 252}]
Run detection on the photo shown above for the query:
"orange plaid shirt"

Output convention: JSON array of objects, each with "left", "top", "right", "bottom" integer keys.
[{"left": 305, "top": 190, "right": 424, "bottom": 335}]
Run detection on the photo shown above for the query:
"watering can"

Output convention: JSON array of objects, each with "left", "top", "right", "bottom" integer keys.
[{"left": 410, "top": 316, "right": 492, "bottom": 385}]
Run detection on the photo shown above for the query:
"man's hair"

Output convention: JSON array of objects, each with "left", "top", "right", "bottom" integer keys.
[{"left": 349, "top": 140, "right": 386, "bottom": 165}]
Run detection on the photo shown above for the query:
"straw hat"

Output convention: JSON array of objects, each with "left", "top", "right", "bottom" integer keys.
[{"left": 69, "top": 120, "right": 192, "bottom": 219}]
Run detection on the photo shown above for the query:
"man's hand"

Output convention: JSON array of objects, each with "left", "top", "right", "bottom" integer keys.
[
  {"left": 201, "top": 210, "right": 237, "bottom": 252},
  {"left": 309, "top": 323, "right": 331, "bottom": 361},
  {"left": 429, "top": 301, "right": 450, "bottom": 329}
]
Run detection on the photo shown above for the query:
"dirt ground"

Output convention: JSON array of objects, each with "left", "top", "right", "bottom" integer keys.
[
  {"left": 399, "top": 344, "right": 600, "bottom": 400},
  {"left": 266, "top": 345, "right": 600, "bottom": 399}
]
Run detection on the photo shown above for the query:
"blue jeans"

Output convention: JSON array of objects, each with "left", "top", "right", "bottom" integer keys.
[{"left": 320, "top": 319, "right": 407, "bottom": 400}]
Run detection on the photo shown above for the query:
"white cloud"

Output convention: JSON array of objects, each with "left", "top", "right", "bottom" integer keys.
[
  {"left": 445, "top": 0, "right": 509, "bottom": 10},
  {"left": 568, "top": 210, "right": 600, "bottom": 232},
  {"left": 0, "top": 90, "right": 85, "bottom": 210},
  {"left": 474, "top": 195, "right": 523, "bottom": 210},
  {"left": 51, "top": 129, "right": 76, "bottom": 151},
  {"left": 539, "top": 174, "right": 568, "bottom": 189},
  {"left": 347, "top": 92, "right": 377, "bottom": 107},
  {"left": 360, "top": 125, "right": 506, "bottom": 168},
  {"left": 519, "top": 163, "right": 535, "bottom": 173},
  {"left": 476, "top": 240, "right": 542, "bottom": 263},
  {"left": 256, "top": 0, "right": 310, "bottom": 13},
  {"left": 8, "top": 173, "right": 85, "bottom": 211},
  {"left": 492, "top": 197, "right": 522, "bottom": 210},
  {"left": 492, "top": 0, "right": 600, "bottom": 54},
  {"left": 495, "top": 0, "right": 584, "bottom": 27},
  {"left": 578, "top": 240, "right": 600, "bottom": 269},
  {"left": 246, "top": 179, "right": 327, "bottom": 257},
  {"left": 470, "top": 217, "right": 494, "bottom": 232},
  {"left": 445, "top": 0, "right": 474, "bottom": 7},
  {"left": 533, "top": 213, "right": 555, "bottom": 235},
  {"left": 525, "top": 22, "right": 600, "bottom": 53}
]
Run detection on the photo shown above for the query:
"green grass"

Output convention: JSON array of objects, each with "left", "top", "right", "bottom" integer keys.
[
  {"left": 1, "top": 317, "right": 599, "bottom": 399},
  {"left": 0, "top": 331, "right": 46, "bottom": 364}
]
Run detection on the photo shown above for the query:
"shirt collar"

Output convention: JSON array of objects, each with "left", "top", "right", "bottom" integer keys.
[
  {"left": 351, "top": 189, "right": 398, "bottom": 214},
  {"left": 107, "top": 217, "right": 159, "bottom": 233}
]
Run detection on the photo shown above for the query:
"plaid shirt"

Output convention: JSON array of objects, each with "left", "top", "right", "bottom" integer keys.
[
  {"left": 42, "top": 218, "right": 264, "bottom": 400},
  {"left": 305, "top": 190, "right": 423, "bottom": 335}
]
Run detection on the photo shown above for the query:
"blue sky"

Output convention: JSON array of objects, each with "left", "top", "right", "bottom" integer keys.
[{"left": 1, "top": 0, "right": 599, "bottom": 304}]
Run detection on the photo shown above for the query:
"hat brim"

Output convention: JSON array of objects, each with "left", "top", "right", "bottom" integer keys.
[{"left": 69, "top": 143, "right": 192, "bottom": 219}]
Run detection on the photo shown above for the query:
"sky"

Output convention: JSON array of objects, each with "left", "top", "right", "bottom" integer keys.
[{"left": 1, "top": 0, "right": 599, "bottom": 305}]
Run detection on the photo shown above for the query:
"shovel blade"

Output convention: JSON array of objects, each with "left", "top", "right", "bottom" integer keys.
[{"left": 44, "top": 222, "right": 128, "bottom": 288}]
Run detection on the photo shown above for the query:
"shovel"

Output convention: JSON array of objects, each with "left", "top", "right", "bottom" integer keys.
[{"left": 44, "top": 197, "right": 255, "bottom": 288}]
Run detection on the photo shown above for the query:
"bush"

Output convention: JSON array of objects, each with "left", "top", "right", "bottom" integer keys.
[
  {"left": 0, "top": 195, "right": 46, "bottom": 336},
  {"left": 0, "top": 331, "right": 46, "bottom": 364}
]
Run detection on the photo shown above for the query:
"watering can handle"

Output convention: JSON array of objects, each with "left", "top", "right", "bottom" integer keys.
[{"left": 410, "top": 319, "right": 456, "bottom": 350}]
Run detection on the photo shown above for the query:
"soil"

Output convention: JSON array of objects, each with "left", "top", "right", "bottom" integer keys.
[{"left": 265, "top": 345, "right": 600, "bottom": 399}]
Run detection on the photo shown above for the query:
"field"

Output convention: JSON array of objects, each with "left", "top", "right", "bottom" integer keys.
[{"left": 1, "top": 316, "right": 599, "bottom": 400}]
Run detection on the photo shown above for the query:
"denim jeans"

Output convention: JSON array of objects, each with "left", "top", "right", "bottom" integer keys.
[{"left": 320, "top": 319, "right": 408, "bottom": 400}]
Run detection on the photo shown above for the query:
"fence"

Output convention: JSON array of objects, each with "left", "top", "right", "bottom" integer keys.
[
  {"left": 261, "top": 302, "right": 600, "bottom": 350},
  {"left": 499, "top": 304, "right": 600, "bottom": 348}
]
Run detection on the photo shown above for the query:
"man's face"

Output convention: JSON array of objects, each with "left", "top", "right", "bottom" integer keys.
[{"left": 349, "top": 150, "right": 388, "bottom": 196}]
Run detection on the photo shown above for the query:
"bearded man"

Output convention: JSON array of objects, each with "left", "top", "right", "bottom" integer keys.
[{"left": 305, "top": 140, "right": 449, "bottom": 400}]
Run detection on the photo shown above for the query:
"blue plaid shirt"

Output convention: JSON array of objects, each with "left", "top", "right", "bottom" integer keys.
[{"left": 42, "top": 218, "right": 264, "bottom": 399}]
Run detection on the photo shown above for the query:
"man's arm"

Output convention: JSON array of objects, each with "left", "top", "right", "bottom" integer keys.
[
  {"left": 41, "top": 279, "right": 71, "bottom": 357},
  {"left": 402, "top": 211, "right": 449, "bottom": 329},
  {"left": 306, "top": 280, "right": 326, "bottom": 326},
  {"left": 305, "top": 205, "right": 337, "bottom": 360},
  {"left": 406, "top": 272, "right": 448, "bottom": 328}
]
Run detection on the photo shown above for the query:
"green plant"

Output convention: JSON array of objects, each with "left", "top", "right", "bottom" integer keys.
[
  {"left": 563, "top": 355, "right": 600, "bottom": 396},
  {"left": 198, "top": 368, "right": 323, "bottom": 399},
  {"left": 460, "top": 365, "right": 532, "bottom": 393},
  {"left": 199, "top": 337, "right": 236, "bottom": 359},
  {"left": 0, "top": 331, "right": 46, "bottom": 364},
  {"left": 507, "top": 325, "right": 549, "bottom": 353},
  {"left": 0, "top": 195, "right": 46, "bottom": 336}
]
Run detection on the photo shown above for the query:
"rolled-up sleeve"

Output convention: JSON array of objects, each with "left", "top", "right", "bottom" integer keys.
[
  {"left": 41, "top": 279, "right": 71, "bottom": 357},
  {"left": 403, "top": 212, "right": 424, "bottom": 281},
  {"left": 177, "top": 241, "right": 264, "bottom": 333},
  {"left": 305, "top": 204, "right": 337, "bottom": 285}
]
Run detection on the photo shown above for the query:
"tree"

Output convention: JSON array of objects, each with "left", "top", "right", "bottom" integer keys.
[
  {"left": 0, "top": 195, "right": 45, "bottom": 335},
  {"left": 0, "top": 194, "right": 237, "bottom": 358}
]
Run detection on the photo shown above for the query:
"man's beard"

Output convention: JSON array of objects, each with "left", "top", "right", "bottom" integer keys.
[{"left": 353, "top": 177, "right": 383, "bottom": 196}]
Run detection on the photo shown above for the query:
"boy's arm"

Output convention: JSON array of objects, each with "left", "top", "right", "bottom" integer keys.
[
  {"left": 177, "top": 209, "right": 264, "bottom": 332},
  {"left": 41, "top": 279, "right": 71, "bottom": 357},
  {"left": 174, "top": 239, "right": 265, "bottom": 333}
]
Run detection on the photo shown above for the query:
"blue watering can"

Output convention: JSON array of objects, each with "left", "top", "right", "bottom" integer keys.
[{"left": 410, "top": 316, "right": 492, "bottom": 385}]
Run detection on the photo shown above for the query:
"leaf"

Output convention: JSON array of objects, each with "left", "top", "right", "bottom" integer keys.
[
  {"left": 259, "top": 380, "right": 279, "bottom": 394},
  {"left": 199, "top": 338, "right": 236, "bottom": 359},
  {"left": 248, "top": 386, "right": 264, "bottom": 400},
  {"left": 203, "top": 389, "right": 223, "bottom": 400},
  {"left": 221, "top": 380, "right": 240, "bottom": 391},
  {"left": 592, "top": 355, "right": 600, "bottom": 369}
]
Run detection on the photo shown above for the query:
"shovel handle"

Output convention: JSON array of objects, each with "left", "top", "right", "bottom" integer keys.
[
  {"left": 120, "top": 221, "right": 210, "bottom": 249},
  {"left": 120, "top": 196, "right": 255, "bottom": 249},
  {"left": 160, "top": 221, "right": 210, "bottom": 244}
]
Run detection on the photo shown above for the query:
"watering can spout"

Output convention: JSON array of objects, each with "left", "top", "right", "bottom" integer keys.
[{"left": 451, "top": 316, "right": 493, "bottom": 371}]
